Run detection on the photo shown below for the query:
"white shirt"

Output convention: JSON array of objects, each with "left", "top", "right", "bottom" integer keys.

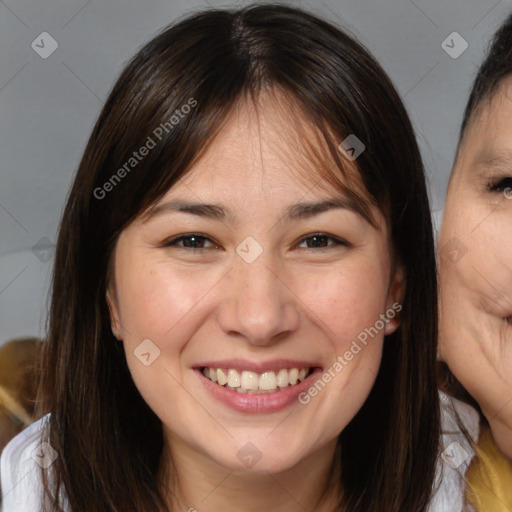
[
  {"left": 1, "top": 392, "right": 479, "bottom": 512},
  {"left": 0, "top": 413, "right": 69, "bottom": 512},
  {"left": 429, "top": 391, "right": 480, "bottom": 512}
]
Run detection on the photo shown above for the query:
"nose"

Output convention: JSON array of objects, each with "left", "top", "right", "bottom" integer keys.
[{"left": 216, "top": 251, "right": 301, "bottom": 346}]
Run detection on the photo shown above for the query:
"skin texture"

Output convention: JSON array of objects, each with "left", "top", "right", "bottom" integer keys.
[
  {"left": 107, "top": 92, "right": 404, "bottom": 511},
  {"left": 439, "top": 79, "right": 512, "bottom": 459}
]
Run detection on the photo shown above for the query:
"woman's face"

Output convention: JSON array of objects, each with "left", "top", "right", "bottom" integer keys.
[
  {"left": 107, "top": 94, "right": 404, "bottom": 475},
  {"left": 439, "top": 79, "right": 512, "bottom": 458}
]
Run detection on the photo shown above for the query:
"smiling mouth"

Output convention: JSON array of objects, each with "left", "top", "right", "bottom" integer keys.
[{"left": 201, "top": 366, "right": 314, "bottom": 394}]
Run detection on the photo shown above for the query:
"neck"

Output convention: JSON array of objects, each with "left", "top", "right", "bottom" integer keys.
[{"left": 159, "top": 436, "right": 343, "bottom": 512}]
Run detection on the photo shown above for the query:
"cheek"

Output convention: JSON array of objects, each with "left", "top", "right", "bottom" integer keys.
[
  {"left": 444, "top": 208, "right": 512, "bottom": 314},
  {"left": 475, "top": 228, "right": 512, "bottom": 316},
  {"left": 296, "top": 259, "right": 391, "bottom": 350},
  {"left": 115, "top": 257, "right": 223, "bottom": 343},
  {"left": 458, "top": 227, "right": 512, "bottom": 317},
  {"left": 440, "top": 202, "right": 512, "bottom": 418}
]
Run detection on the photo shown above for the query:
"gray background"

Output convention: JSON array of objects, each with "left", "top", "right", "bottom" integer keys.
[{"left": 1, "top": 0, "right": 510, "bottom": 346}]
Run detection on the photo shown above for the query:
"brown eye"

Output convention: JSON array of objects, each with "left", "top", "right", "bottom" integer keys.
[
  {"left": 297, "top": 233, "right": 351, "bottom": 249},
  {"left": 163, "top": 233, "right": 218, "bottom": 250}
]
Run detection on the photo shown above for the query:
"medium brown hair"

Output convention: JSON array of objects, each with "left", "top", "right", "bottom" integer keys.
[{"left": 38, "top": 4, "right": 439, "bottom": 511}]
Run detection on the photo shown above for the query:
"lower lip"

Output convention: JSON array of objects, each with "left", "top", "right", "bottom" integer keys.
[{"left": 194, "top": 368, "right": 323, "bottom": 413}]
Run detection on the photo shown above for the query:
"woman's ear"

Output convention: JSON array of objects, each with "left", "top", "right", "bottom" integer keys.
[
  {"left": 106, "top": 286, "right": 122, "bottom": 340},
  {"left": 384, "top": 264, "right": 406, "bottom": 336}
]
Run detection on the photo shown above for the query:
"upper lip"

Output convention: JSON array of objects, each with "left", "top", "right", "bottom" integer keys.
[{"left": 193, "top": 359, "right": 322, "bottom": 374}]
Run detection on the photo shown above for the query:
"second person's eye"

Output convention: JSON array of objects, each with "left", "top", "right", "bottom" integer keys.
[{"left": 488, "top": 176, "right": 512, "bottom": 193}]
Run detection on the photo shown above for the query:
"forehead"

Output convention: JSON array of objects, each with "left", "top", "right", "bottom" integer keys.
[
  {"left": 183, "top": 91, "right": 354, "bottom": 188},
  {"left": 173, "top": 89, "right": 372, "bottom": 211},
  {"left": 455, "top": 79, "right": 512, "bottom": 177},
  {"left": 181, "top": 94, "right": 311, "bottom": 188}
]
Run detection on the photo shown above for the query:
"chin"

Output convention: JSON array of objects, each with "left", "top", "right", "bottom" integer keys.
[{"left": 207, "top": 445, "right": 306, "bottom": 474}]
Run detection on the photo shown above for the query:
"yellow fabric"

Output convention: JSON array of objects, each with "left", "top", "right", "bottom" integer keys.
[{"left": 465, "top": 428, "right": 512, "bottom": 512}]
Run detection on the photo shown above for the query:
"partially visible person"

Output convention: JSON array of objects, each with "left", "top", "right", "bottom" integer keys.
[{"left": 438, "top": 11, "right": 512, "bottom": 512}]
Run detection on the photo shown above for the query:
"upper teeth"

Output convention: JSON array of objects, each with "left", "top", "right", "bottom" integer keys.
[{"left": 202, "top": 367, "right": 310, "bottom": 392}]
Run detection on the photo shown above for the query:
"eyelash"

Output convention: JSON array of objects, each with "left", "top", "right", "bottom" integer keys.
[
  {"left": 163, "top": 232, "right": 351, "bottom": 252},
  {"left": 488, "top": 176, "right": 512, "bottom": 193}
]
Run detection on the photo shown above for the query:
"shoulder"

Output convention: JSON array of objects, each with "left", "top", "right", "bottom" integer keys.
[
  {"left": 0, "top": 414, "right": 55, "bottom": 512},
  {"left": 428, "top": 390, "right": 480, "bottom": 512}
]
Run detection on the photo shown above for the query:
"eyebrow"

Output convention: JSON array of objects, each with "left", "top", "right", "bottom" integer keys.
[{"left": 142, "top": 196, "right": 373, "bottom": 225}]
